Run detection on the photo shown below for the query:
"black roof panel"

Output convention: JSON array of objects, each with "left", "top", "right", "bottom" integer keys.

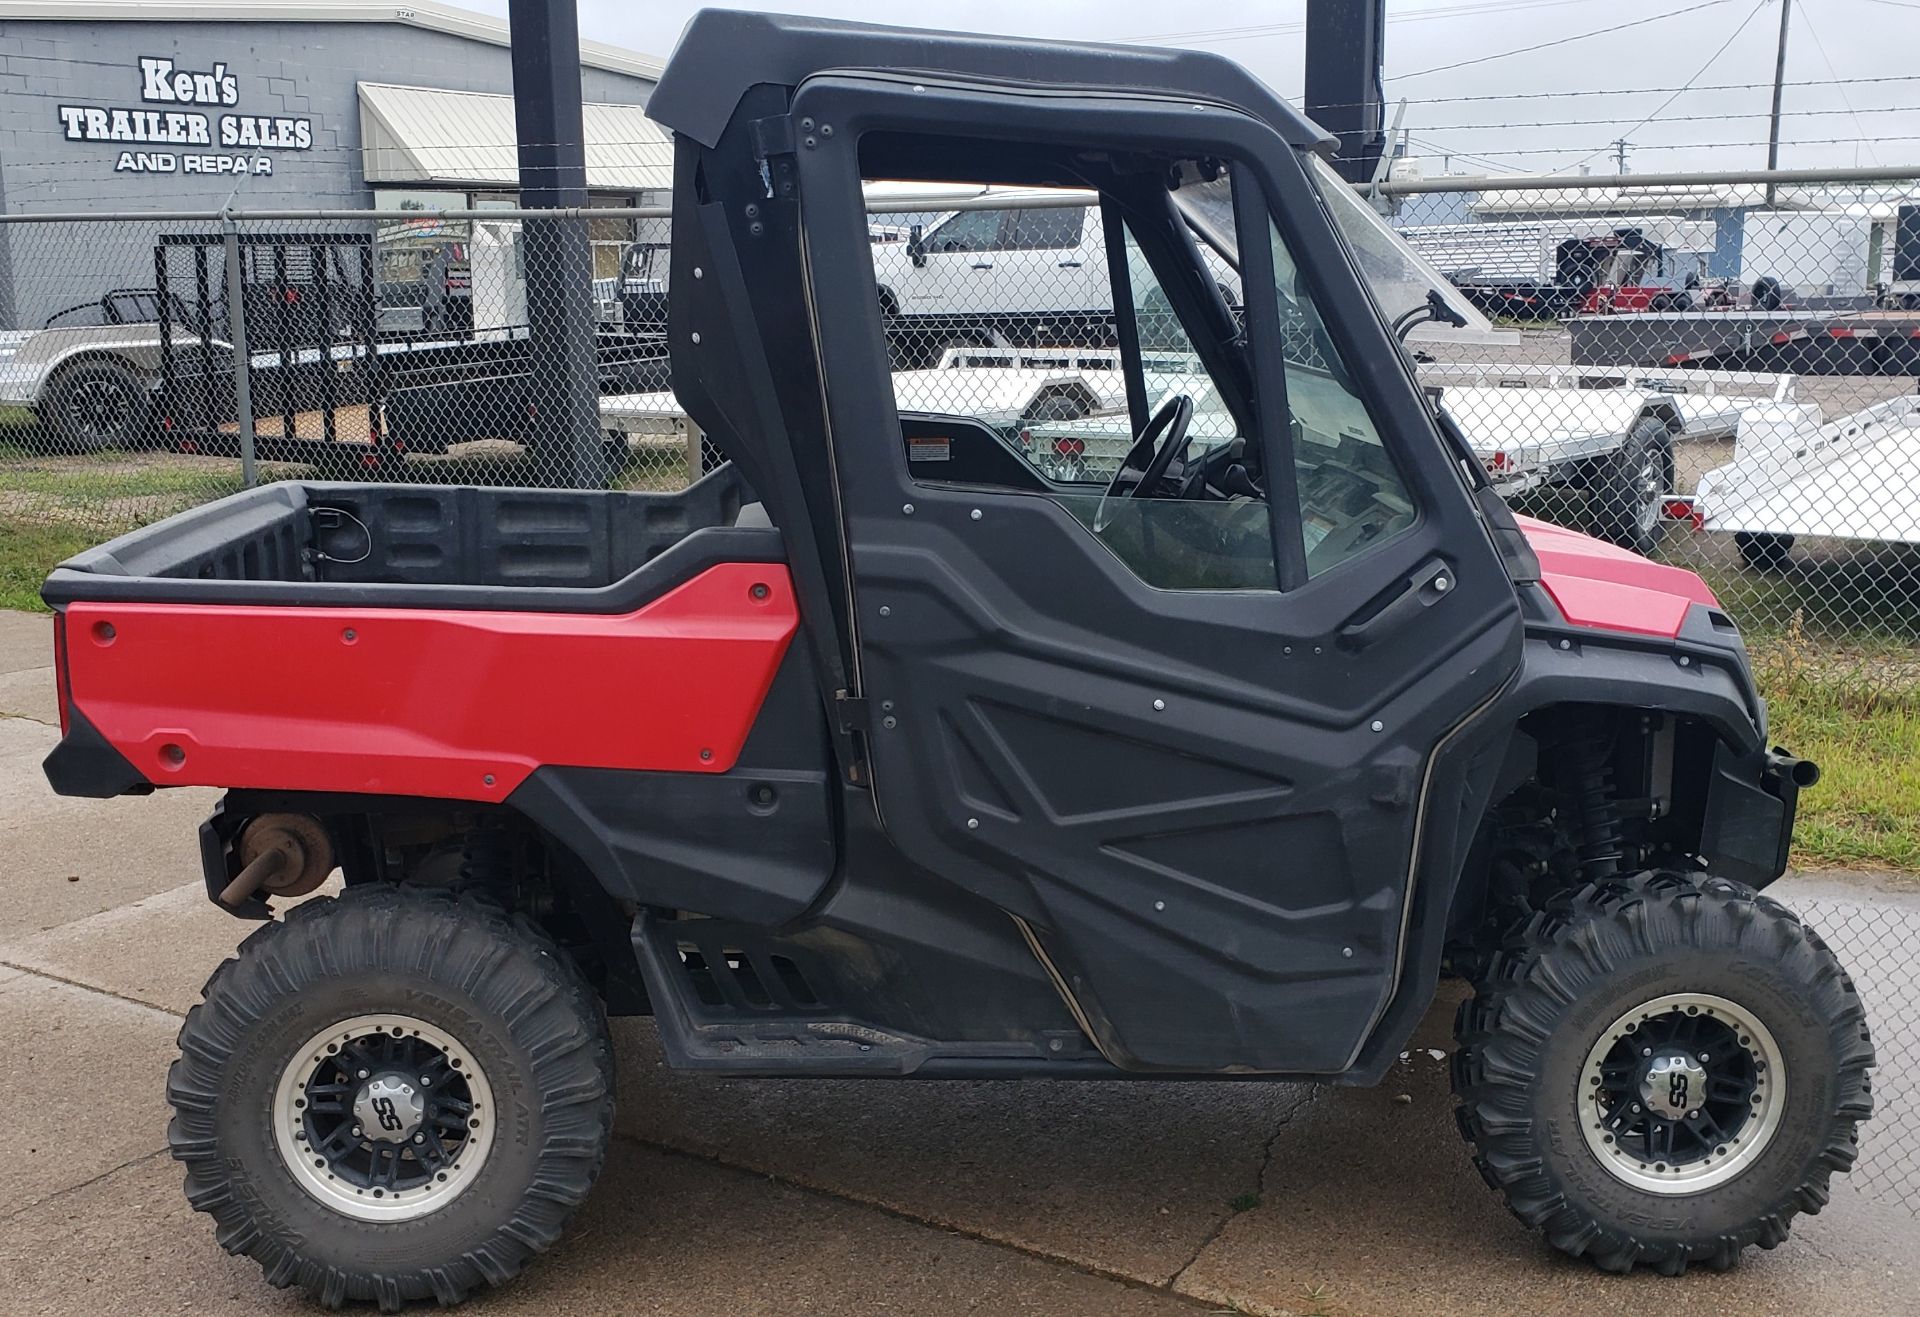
[{"left": 648, "top": 8, "right": 1332, "bottom": 151}]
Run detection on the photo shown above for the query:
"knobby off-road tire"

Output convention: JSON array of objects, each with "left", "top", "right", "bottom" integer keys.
[
  {"left": 167, "top": 885, "right": 616, "bottom": 1311},
  {"left": 1452, "top": 872, "right": 1873, "bottom": 1274}
]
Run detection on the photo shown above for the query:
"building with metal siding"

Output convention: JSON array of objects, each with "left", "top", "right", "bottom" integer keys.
[{"left": 0, "top": 0, "right": 664, "bottom": 326}]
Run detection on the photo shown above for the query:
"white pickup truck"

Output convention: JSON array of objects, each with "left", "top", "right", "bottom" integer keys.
[{"left": 869, "top": 188, "right": 1244, "bottom": 362}]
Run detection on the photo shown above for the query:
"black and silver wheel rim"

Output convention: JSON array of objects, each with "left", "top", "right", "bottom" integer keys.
[
  {"left": 1633, "top": 449, "right": 1665, "bottom": 537},
  {"left": 62, "top": 376, "right": 133, "bottom": 444},
  {"left": 1578, "top": 992, "right": 1784, "bottom": 1194},
  {"left": 273, "top": 1013, "right": 494, "bottom": 1222}
]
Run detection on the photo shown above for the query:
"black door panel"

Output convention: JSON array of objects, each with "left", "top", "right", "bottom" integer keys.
[
  {"left": 790, "top": 76, "right": 1524, "bottom": 1074},
  {"left": 854, "top": 495, "right": 1519, "bottom": 1072}
]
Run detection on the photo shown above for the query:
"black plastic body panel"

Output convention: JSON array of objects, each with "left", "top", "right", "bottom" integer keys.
[
  {"left": 507, "top": 647, "right": 838, "bottom": 925},
  {"left": 1700, "top": 741, "right": 1803, "bottom": 887},
  {"left": 627, "top": 788, "right": 1097, "bottom": 1076},
  {"left": 648, "top": 9, "right": 1333, "bottom": 153},
  {"left": 41, "top": 704, "right": 151, "bottom": 800},
  {"left": 40, "top": 467, "right": 778, "bottom": 615},
  {"left": 782, "top": 72, "right": 1527, "bottom": 1076}
]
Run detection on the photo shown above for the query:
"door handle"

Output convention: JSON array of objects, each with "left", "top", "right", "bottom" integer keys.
[
  {"left": 1338, "top": 559, "right": 1453, "bottom": 650},
  {"left": 970, "top": 262, "right": 995, "bottom": 270},
  {"left": 1058, "top": 260, "right": 1083, "bottom": 268}
]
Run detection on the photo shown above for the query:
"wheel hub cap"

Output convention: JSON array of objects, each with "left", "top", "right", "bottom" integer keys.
[
  {"left": 354, "top": 1073, "right": 426, "bottom": 1143},
  {"left": 1639, "top": 1051, "right": 1709, "bottom": 1118}
]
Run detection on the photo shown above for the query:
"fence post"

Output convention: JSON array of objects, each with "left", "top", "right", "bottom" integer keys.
[
  {"left": 683, "top": 420, "right": 704, "bottom": 486},
  {"left": 221, "top": 213, "right": 258, "bottom": 488}
]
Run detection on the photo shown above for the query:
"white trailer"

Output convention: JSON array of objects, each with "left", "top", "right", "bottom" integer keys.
[
  {"left": 600, "top": 347, "right": 1127, "bottom": 459},
  {"left": 1399, "top": 216, "right": 1717, "bottom": 286},
  {"left": 1738, "top": 209, "right": 1897, "bottom": 299},
  {"left": 1687, "top": 391, "right": 1920, "bottom": 566}
]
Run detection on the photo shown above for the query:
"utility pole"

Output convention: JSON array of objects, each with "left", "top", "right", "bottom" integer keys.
[
  {"left": 1305, "top": 0, "right": 1388, "bottom": 185},
  {"left": 509, "top": 0, "right": 607, "bottom": 489},
  {"left": 1612, "top": 139, "right": 1631, "bottom": 175},
  {"left": 1765, "top": 0, "right": 1792, "bottom": 206}
]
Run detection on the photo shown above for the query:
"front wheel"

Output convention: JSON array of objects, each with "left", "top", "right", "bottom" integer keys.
[
  {"left": 1453, "top": 873, "right": 1873, "bottom": 1274},
  {"left": 167, "top": 886, "right": 615, "bottom": 1310}
]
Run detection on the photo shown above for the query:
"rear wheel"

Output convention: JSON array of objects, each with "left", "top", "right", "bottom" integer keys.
[
  {"left": 1588, "top": 416, "right": 1675, "bottom": 555},
  {"left": 1452, "top": 873, "right": 1873, "bottom": 1273},
  {"left": 168, "top": 885, "right": 615, "bottom": 1310}
]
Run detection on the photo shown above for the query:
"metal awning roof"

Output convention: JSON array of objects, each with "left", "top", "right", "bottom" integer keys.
[{"left": 358, "top": 82, "right": 673, "bottom": 193}]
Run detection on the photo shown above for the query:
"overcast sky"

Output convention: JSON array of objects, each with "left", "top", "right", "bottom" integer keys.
[{"left": 465, "top": 0, "right": 1920, "bottom": 177}]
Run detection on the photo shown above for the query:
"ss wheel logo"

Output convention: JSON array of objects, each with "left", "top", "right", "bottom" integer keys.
[
  {"left": 371, "top": 1095, "right": 405, "bottom": 1132},
  {"left": 1667, "top": 1071, "right": 1690, "bottom": 1111}
]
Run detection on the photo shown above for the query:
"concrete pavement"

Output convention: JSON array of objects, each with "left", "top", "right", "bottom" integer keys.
[{"left": 4, "top": 605, "right": 1918, "bottom": 1315}]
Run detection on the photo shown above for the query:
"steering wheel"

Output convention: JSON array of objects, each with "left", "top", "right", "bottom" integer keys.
[{"left": 1093, "top": 395, "right": 1194, "bottom": 532}]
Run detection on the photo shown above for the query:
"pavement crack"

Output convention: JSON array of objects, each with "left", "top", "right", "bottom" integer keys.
[
  {"left": 613, "top": 1129, "right": 1231, "bottom": 1311},
  {"left": 1168, "top": 1086, "right": 1319, "bottom": 1290},
  {"left": 0, "top": 959, "right": 185, "bottom": 1021},
  {"left": 0, "top": 710, "right": 57, "bottom": 727},
  {"left": 1, "top": 1147, "right": 170, "bottom": 1224}
]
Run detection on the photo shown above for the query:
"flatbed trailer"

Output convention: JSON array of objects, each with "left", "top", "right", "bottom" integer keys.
[
  {"left": 1686, "top": 390, "right": 1920, "bottom": 564},
  {"left": 1570, "top": 307, "right": 1920, "bottom": 374}
]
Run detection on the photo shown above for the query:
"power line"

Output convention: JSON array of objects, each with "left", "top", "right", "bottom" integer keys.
[
  {"left": 1408, "top": 103, "right": 1916, "bottom": 132},
  {"left": 1800, "top": 3, "right": 1881, "bottom": 166},
  {"left": 1403, "top": 135, "right": 1530, "bottom": 175},
  {"left": 1121, "top": 0, "right": 1601, "bottom": 46},
  {"left": 1550, "top": 0, "right": 1772, "bottom": 173},
  {"left": 1354, "top": 132, "right": 1920, "bottom": 159},
  {"left": 1393, "top": 0, "right": 1734, "bottom": 80},
  {"left": 1305, "top": 73, "right": 1920, "bottom": 112}
]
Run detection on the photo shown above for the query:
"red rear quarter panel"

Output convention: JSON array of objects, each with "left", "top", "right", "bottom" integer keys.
[{"left": 61, "top": 562, "right": 798, "bottom": 800}]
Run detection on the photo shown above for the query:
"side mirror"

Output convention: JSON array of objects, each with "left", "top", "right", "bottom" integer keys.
[{"left": 908, "top": 224, "right": 927, "bottom": 268}]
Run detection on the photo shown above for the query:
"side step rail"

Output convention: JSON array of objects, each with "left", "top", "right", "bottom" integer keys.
[{"left": 630, "top": 910, "right": 1078, "bottom": 1076}]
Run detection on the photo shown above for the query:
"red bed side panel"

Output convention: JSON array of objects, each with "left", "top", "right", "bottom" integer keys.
[{"left": 61, "top": 562, "right": 799, "bottom": 801}]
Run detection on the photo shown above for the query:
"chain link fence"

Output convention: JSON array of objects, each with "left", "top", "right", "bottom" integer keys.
[
  {"left": 0, "top": 205, "right": 695, "bottom": 554},
  {"left": 1381, "top": 169, "right": 1920, "bottom": 694},
  {"left": 2, "top": 166, "right": 1917, "bottom": 677}
]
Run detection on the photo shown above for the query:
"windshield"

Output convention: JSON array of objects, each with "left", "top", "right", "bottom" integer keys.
[{"left": 1172, "top": 155, "right": 1494, "bottom": 342}]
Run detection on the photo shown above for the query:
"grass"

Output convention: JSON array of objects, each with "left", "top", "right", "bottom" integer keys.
[
  {"left": 1755, "top": 636, "right": 1920, "bottom": 873},
  {"left": 0, "top": 519, "right": 95, "bottom": 611}
]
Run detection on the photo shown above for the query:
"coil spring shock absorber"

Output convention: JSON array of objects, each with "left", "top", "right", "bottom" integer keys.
[{"left": 1564, "top": 721, "right": 1627, "bottom": 881}]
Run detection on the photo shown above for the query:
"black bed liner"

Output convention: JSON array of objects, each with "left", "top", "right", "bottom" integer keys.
[{"left": 41, "top": 465, "right": 783, "bottom": 615}]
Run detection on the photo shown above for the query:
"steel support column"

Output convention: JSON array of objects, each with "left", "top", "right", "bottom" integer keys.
[
  {"left": 1305, "top": 0, "right": 1387, "bottom": 186},
  {"left": 509, "top": 0, "right": 607, "bottom": 487}
]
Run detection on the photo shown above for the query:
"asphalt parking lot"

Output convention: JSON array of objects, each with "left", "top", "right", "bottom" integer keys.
[{"left": 2, "top": 607, "right": 1917, "bottom": 1316}]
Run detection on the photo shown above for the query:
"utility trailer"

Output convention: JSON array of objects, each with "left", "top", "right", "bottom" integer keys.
[
  {"left": 1028, "top": 363, "right": 1797, "bottom": 553},
  {"left": 1683, "top": 390, "right": 1920, "bottom": 567},
  {"left": 601, "top": 344, "right": 1125, "bottom": 467},
  {"left": 1398, "top": 216, "right": 1718, "bottom": 321},
  {"left": 37, "top": 13, "right": 1869, "bottom": 1310}
]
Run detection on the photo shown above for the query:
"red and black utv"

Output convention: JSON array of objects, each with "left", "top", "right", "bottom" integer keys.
[{"left": 40, "top": 10, "right": 1870, "bottom": 1309}]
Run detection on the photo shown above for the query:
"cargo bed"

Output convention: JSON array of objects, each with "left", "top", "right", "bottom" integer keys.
[{"left": 40, "top": 465, "right": 780, "bottom": 614}]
